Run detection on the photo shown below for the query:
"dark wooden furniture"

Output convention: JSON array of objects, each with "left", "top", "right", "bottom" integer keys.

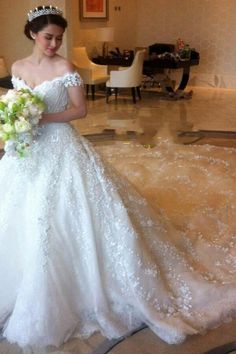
[
  {"left": 92, "top": 56, "right": 133, "bottom": 67},
  {"left": 93, "top": 53, "right": 199, "bottom": 93},
  {"left": 143, "top": 56, "right": 199, "bottom": 92}
]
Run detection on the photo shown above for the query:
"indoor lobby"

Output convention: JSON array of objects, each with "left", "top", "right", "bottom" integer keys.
[{"left": 1, "top": 1, "right": 236, "bottom": 354}]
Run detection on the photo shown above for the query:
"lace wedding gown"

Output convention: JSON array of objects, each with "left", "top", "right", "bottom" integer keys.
[{"left": 1, "top": 72, "right": 236, "bottom": 348}]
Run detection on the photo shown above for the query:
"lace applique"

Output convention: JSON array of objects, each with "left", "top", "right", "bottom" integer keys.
[
  {"left": 63, "top": 72, "right": 83, "bottom": 88},
  {"left": 12, "top": 72, "right": 84, "bottom": 114},
  {"left": 2, "top": 77, "right": 236, "bottom": 348}
]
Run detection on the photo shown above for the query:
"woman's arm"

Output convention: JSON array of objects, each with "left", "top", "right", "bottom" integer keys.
[{"left": 40, "top": 84, "right": 87, "bottom": 124}]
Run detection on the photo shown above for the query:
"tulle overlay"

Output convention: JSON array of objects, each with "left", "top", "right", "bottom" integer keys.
[{"left": 1, "top": 72, "right": 236, "bottom": 348}]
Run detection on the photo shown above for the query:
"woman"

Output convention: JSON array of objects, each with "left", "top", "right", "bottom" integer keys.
[{"left": 1, "top": 4, "right": 236, "bottom": 350}]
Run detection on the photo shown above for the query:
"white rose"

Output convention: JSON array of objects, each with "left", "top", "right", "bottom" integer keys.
[
  {"left": 1, "top": 90, "right": 18, "bottom": 105},
  {"left": 2, "top": 123, "right": 15, "bottom": 133},
  {"left": 22, "top": 108, "right": 30, "bottom": 117},
  {"left": 5, "top": 90, "right": 16, "bottom": 100},
  {"left": 21, "top": 93, "right": 30, "bottom": 100},
  {"left": 15, "top": 119, "right": 31, "bottom": 133},
  {"left": 30, "top": 106, "right": 39, "bottom": 115},
  {"left": 0, "top": 96, "right": 8, "bottom": 104}
]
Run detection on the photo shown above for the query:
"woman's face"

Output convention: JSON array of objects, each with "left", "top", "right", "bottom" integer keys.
[{"left": 33, "top": 24, "right": 64, "bottom": 56}]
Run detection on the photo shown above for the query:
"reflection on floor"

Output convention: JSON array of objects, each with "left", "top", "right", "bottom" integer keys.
[
  {"left": 1, "top": 87, "right": 236, "bottom": 354},
  {"left": 72, "top": 87, "right": 236, "bottom": 150}
]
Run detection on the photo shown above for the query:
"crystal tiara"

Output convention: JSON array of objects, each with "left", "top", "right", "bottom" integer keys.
[{"left": 27, "top": 5, "right": 63, "bottom": 22}]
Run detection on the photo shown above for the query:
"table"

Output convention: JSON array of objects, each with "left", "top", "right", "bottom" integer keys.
[
  {"left": 93, "top": 55, "right": 200, "bottom": 95},
  {"left": 92, "top": 56, "right": 133, "bottom": 67},
  {"left": 143, "top": 57, "right": 199, "bottom": 92}
]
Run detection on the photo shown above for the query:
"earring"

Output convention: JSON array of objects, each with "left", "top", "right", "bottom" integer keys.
[{"left": 32, "top": 36, "right": 36, "bottom": 40}]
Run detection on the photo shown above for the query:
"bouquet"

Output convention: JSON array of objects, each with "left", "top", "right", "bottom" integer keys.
[{"left": 0, "top": 89, "right": 45, "bottom": 157}]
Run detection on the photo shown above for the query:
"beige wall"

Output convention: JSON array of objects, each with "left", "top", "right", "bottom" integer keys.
[
  {"left": 1, "top": 0, "right": 236, "bottom": 88},
  {"left": 69, "top": 0, "right": 137, "bottom": 59},
  {"left": 70, "top": 0, "right": 236, "bottom": 88},
  {"left": 135, "top": 0, "right": 236, "bottom": 88},
  {"left": 0, "top": 0, "right": 31, "bottom": 72}
]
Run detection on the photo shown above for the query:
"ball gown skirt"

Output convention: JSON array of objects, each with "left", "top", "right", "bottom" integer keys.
[{"left": 0, "top": 72, "right": 236, "bottom": 348}]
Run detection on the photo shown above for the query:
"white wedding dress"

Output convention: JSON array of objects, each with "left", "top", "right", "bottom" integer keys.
[{"left": 1, "top": 72, "right": 236, "bottom": 348}]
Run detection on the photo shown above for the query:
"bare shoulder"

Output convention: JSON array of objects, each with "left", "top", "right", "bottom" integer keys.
[
  {"left": 54, "top": 56, "right": 76, "bottom": 76},
  {"left": 11, "top": 59, "right": 24, "bottom": 77},
  {"left": 11, "top": 57, "right": 30, "bottom": 77}
]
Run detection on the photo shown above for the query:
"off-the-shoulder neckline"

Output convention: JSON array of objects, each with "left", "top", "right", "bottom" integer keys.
[{"left": 12, "top": 71, "right": 78, "bottom": 90}]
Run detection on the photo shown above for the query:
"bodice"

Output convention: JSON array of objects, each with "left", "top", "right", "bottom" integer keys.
[{"left": 11, "top": 72, "right": 83, "bottom": 114}]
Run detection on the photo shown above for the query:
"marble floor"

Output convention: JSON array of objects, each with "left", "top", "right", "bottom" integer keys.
[
  {"left": 1, "top": 86, "right": 236, "bottom": 354},
  {"left": 72, "top": 86, "right": 236, "bottom": 149}
]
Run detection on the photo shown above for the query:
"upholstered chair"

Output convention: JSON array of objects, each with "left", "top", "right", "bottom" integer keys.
[
  {"left": 72, "top": 47, "right": 109, "bottom": 100},
  {"left": 106, "top": 49, "right": 146, "bottom": 103}
]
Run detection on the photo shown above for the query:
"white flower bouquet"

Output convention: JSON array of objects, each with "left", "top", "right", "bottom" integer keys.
[{"left": 0, "top": 88, "right": 45, "bottom": 157}]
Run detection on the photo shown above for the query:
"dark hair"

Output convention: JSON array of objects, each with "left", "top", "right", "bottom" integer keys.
[{"left": 24, "top": 6, "right": 68, "bottom": 40}]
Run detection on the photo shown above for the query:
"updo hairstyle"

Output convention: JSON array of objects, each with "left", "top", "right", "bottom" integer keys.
[{"left": 24, "top": 5, "right": 68, "bottom": 40}]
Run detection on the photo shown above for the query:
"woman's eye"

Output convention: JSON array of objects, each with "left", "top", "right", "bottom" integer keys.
[{"left": 45, "top": 37, "right": 62, "bottom": 41}]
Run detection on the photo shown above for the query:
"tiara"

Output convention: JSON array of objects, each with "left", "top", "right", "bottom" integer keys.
[{"left": 27, "top": 5, "right": 63, "bottom": 22}]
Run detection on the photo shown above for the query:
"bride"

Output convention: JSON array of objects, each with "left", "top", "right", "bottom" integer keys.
[{"left": 1, "top": 4, "right": 236, "bottom": 350}]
